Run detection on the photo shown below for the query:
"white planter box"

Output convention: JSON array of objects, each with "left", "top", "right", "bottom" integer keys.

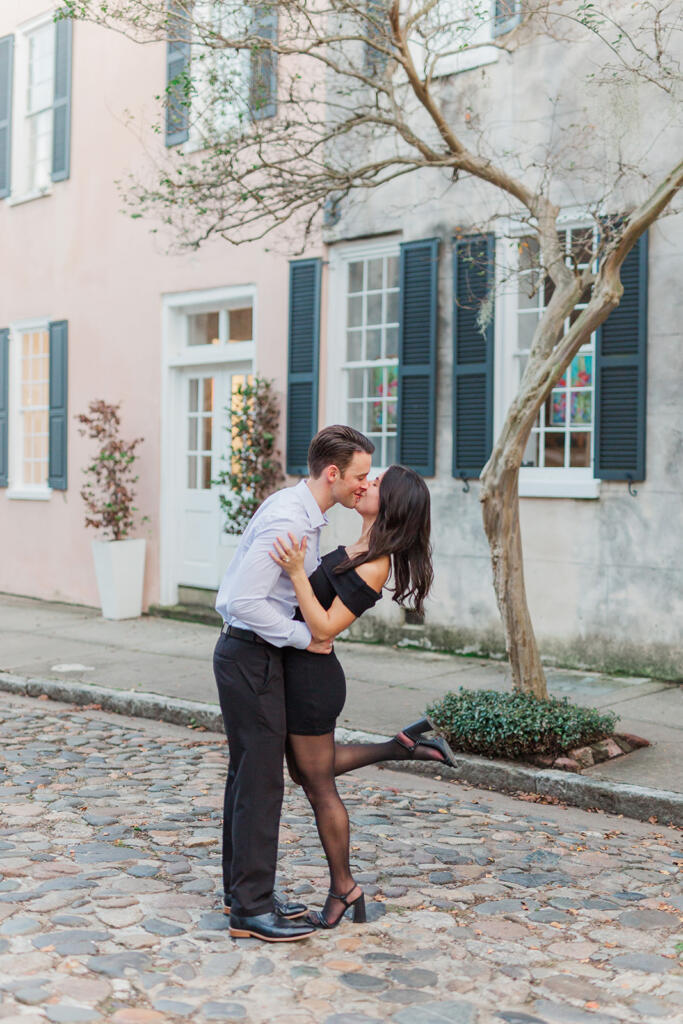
[{"left": 92, "top": 538, "right": 147, "bottom": 620}]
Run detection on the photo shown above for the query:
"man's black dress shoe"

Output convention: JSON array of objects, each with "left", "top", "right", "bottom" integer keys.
[
  {"left": 223, "top": 891, "right": 308, "bottom": 920},
  {"left": 229, "top": 911, "right": 315, "bottom": 942}
]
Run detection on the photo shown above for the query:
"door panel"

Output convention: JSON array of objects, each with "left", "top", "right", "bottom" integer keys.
[{"left": 175, "top": 364, "right": 251, "bottom": 589}]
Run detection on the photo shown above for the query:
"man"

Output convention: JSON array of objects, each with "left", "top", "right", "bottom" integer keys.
[{"left": 214, "top": 425, "right": 374, "bottom": 942}]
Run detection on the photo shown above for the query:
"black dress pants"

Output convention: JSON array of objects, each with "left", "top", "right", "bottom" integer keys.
[{"left": 213, "top": 633, "right": 286, "bottom": 917}]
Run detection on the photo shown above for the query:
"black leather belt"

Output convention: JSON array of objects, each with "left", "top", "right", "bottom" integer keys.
[{"left": 221, "top": 623, "right": 269, "bottom": 646}]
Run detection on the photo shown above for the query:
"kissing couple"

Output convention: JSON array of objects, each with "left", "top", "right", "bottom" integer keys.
[{"left": 213, "top": 424, "right": 457, "bottom": 942}]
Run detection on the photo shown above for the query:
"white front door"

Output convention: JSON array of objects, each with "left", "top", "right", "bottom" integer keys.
[{"left": 176, "top": 364, "right": 251, "bottom": 589}]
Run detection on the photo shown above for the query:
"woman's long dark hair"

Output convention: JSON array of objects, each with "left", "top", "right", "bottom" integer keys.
[{"left": 335, "top": 465, "right": 433, "bottom": 616}]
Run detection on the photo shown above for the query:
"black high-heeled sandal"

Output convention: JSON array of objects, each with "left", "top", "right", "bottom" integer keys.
[
  {"left": 400, "top": 716, "right": 433, "bottom": 739},
  {"left": 307, "top": 885, "right": 366, "bottom": 929},
  {"left": 393, "top": 729, "right": 458, "bottom": 768}
]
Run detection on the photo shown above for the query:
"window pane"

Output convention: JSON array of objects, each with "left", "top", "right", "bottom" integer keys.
[
  {"left": 367, "top": 258, "right": 383, "bottom": 291},
  {"left": 370, "top": 366, "right": 384, "bottom": 398},
  {"left": 189, "top": 379, "right": 199, "bottom": 413},
  {"left": 366, "top": 293, "right": 382, "bottom": 325},
  {"left": 522, "top": 431, "right": 539, "bottom": 467},
  {"left": 202, "top": 455, "right": 212, "bottom": 489},
  {"left": 202, "top": 377, "right": 213, "bottom": 412},
  {"left": 348, "top": 402, "right": 364, "bottom": 431},
  {"left": 570, "top": 391, "right": 592, "bottom": 425},
  {"left": 569, "top": 432, "right": 591, "bottom": 467},
  {"left": 27, "top": 25, "right": 54, "bottom": 113},
  {"left": 547, "top": 391, "right": 566, "bottom": 427},
  {"left": 570, "top": 354, "right": 592, "bottom": 388},
  {"left": 386, "top": 400, "right": 397, "bottom": 429},
  {"left": 188, "top": 312, "right": 220, "bottom": 347},
  {"left": 386, "top": 365, "right": 398, "bottom": 399},
  {"left": 369, "top": 401, "right": 383, "bottom": 431},
  {"left": 385, "top": 433, "right": 397, "bottom": 466},
  {"left": 188, "top": 455, "right": 198, "bottom": 489},
  {"left": 517, "top": 312, "right": 539, "bottom": 350},
  {"left": 348, "top": 369, "right": 365, "bottom": 398},
  {"left": 202, "top": 415, "right": 212, "bottom": 451},
  {"left": 228, "top": 307, "right": 252, "bottom": 342},
  {"left": 385, "top": 326, "right": 398, "bottom": 359},
  {"left": 544, "top": 432, "right": 565, "bottom": 468},
  {"left": 571, "top": 228, "right": 594, "bottom": 268},
  {"left": 348, "top": 261, "right": 364, "bottom": 293},
  {"left": 385, "top": 290, "right": 399, "bottom": 324},
  {"left": 518, "top": 273, "right": 540, "bottom": 310},
  {"left": 347, "top": 295, "right": 363, "bottom": 328},
  {"left": 366, "top": 329, "right": 381, "bottom": 361},
  {"left": 518, "top": 237, "right": 539, "bottom": 272},
  {"left": 386, "top": 256, "right": 399, "bottom": 289},
  {"left": 346, "top": 330, "right": 362, "bottom": 361},
  {"left": 188, "top": 417, "right": 198, "bottom": 451}
]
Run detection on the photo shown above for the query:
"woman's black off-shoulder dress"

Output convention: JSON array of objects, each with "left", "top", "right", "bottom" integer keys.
[{"left": 283, "top": 546, "right": 382, "bottom": 735}]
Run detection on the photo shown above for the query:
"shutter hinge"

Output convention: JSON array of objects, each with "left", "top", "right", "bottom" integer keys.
[{"left": 626, "top": 473, "right": 638, "bottom": 498}]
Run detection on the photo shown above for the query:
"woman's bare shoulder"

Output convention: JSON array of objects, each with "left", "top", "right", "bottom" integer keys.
[{"left": 355, "top": 555, "right": 391, "bottom": 592}]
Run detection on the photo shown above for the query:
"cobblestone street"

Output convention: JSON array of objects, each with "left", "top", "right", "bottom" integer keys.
[{"left": 0, "top": 692, "right": 681, "bottom": 1024}]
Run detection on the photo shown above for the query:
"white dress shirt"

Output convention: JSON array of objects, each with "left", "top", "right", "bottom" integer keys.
[{"left": 215, "top": 480, "right": 328, "bottom": 649}]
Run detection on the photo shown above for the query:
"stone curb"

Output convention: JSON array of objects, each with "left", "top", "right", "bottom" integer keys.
[{"left": 1, "top": 671, "right": 681, "bottom": 827}]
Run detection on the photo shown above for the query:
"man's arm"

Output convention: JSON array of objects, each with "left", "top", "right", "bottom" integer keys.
[{"left": 225, "top": 519, "right": 314, "bottom": 649}]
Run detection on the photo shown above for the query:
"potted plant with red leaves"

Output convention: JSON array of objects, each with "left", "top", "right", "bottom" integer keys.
[{"left": 76, "top": 400, "right": 149, "bottom": 619}]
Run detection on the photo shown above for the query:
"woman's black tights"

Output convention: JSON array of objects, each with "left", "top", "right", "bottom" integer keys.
[
  {"left": 286, "top": 732, "right": 425, "bottom": 923},
  {"left": 287, "top": 732, "right": 362, "bottom": 925}
]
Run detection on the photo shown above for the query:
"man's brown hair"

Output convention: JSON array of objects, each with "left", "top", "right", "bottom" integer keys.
[{"left": 308, "top": 425, "right": 375, "bottom": 478}]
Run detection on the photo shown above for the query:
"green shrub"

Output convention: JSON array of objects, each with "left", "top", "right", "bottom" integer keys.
[{"left": 426, "top": 688, "right": 619, "bottom": 760}]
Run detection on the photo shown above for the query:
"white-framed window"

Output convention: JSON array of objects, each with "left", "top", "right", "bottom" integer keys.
[
  {"left": 408, "top": 0, "right": 519, "bottom": 78},
  {"left": 337, "top": 244, "right": 401, "bottom": 468},
  {"left": 496, "top": 224, "right": 600, "bottom": 499},
  {"left": 9, "top": 11, "right": 56, "bottom": 201},
  {"left": 7, "top": 319, "right": 52, "bottom": 499},
  {"left": 184, "top": 1, "right": 276, "bottom": 152}
]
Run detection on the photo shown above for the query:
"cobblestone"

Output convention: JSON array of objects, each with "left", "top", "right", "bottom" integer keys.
[{"left": 0, "top": 692, "right": 681, "bottom": 1024}]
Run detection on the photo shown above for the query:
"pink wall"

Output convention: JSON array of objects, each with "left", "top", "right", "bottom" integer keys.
[{"left": 0, "top": 6, "right": 317, "bottom": 608}]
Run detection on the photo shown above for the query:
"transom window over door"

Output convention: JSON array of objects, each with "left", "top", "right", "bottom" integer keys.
[
  {"left": 517, "top": 227, "right": 596, "bottom": 471},
  {"left": 187, "top": 307, "right": 253, "bottom": 347},
  {"left": 344, "top": 253, "right": 400, "bottom": 467}
]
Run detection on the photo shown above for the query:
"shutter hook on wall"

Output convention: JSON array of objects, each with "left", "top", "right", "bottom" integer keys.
[
  {"left": 459, "top": 472, "right": 470, "bottom": 494},
  {"left": 626, "top": 473, "right": 638, "bottom": 498}
]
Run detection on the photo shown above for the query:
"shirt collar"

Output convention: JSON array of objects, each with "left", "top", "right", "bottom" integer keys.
[{"left": 296, "top": 479, "right": 328, "bottom": 529}]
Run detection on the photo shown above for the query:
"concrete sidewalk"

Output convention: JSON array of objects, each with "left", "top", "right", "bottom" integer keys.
[{"left": 1, "top": 592, "right": 681, "bottom": 801}]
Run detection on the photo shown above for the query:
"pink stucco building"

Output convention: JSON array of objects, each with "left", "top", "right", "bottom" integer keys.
[{"left": 0, "top": 2, "right": 321, "bottom": 610}]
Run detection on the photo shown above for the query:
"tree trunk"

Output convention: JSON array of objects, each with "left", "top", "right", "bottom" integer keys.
[{"left": 480, "top": 464, "right": 549, "bottom": 699}]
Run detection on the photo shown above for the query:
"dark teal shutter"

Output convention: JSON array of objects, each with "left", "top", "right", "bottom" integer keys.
[
  {"left": 287, "top": 259, "right": 321, "bottom": 475},
  {"left": 166, "top": 1, "right": 191, "bottom": 146},
  {"left": 52, "top": 18, "right": 72, "bottom": 182},
  {"left": 250, "top": 3, "right": 278, "bottom": 120},
  {"left": 0, "top": 35, "right": 13, "bottom": 199},
  {"left": 595, "top": 233, "right": 648, "bottom": 482},
  {"left": 452, "top": 234, "right": 495, "bottom": 479},
  {"left": 48, "top": 321, "right": 68, "bottom": 490},
  {"left": 0, "top": 328, "right": 8, "bottom": 487},
  {"left": 397, "top": 238, "right": 439, "bottom": 476}
]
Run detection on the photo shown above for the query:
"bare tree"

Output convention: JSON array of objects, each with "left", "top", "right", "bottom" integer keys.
[{"left": 63, "top": 0, "right": 683, "bottom": 697}]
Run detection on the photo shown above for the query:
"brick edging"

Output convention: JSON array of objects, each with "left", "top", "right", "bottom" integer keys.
[{"left": 1, "top": 672, "right": 681, "bottom": 827}]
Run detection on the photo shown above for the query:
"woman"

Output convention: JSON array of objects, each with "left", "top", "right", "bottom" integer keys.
[{"left": 270, "top": 465, "right": 456, "bottom": 930}]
